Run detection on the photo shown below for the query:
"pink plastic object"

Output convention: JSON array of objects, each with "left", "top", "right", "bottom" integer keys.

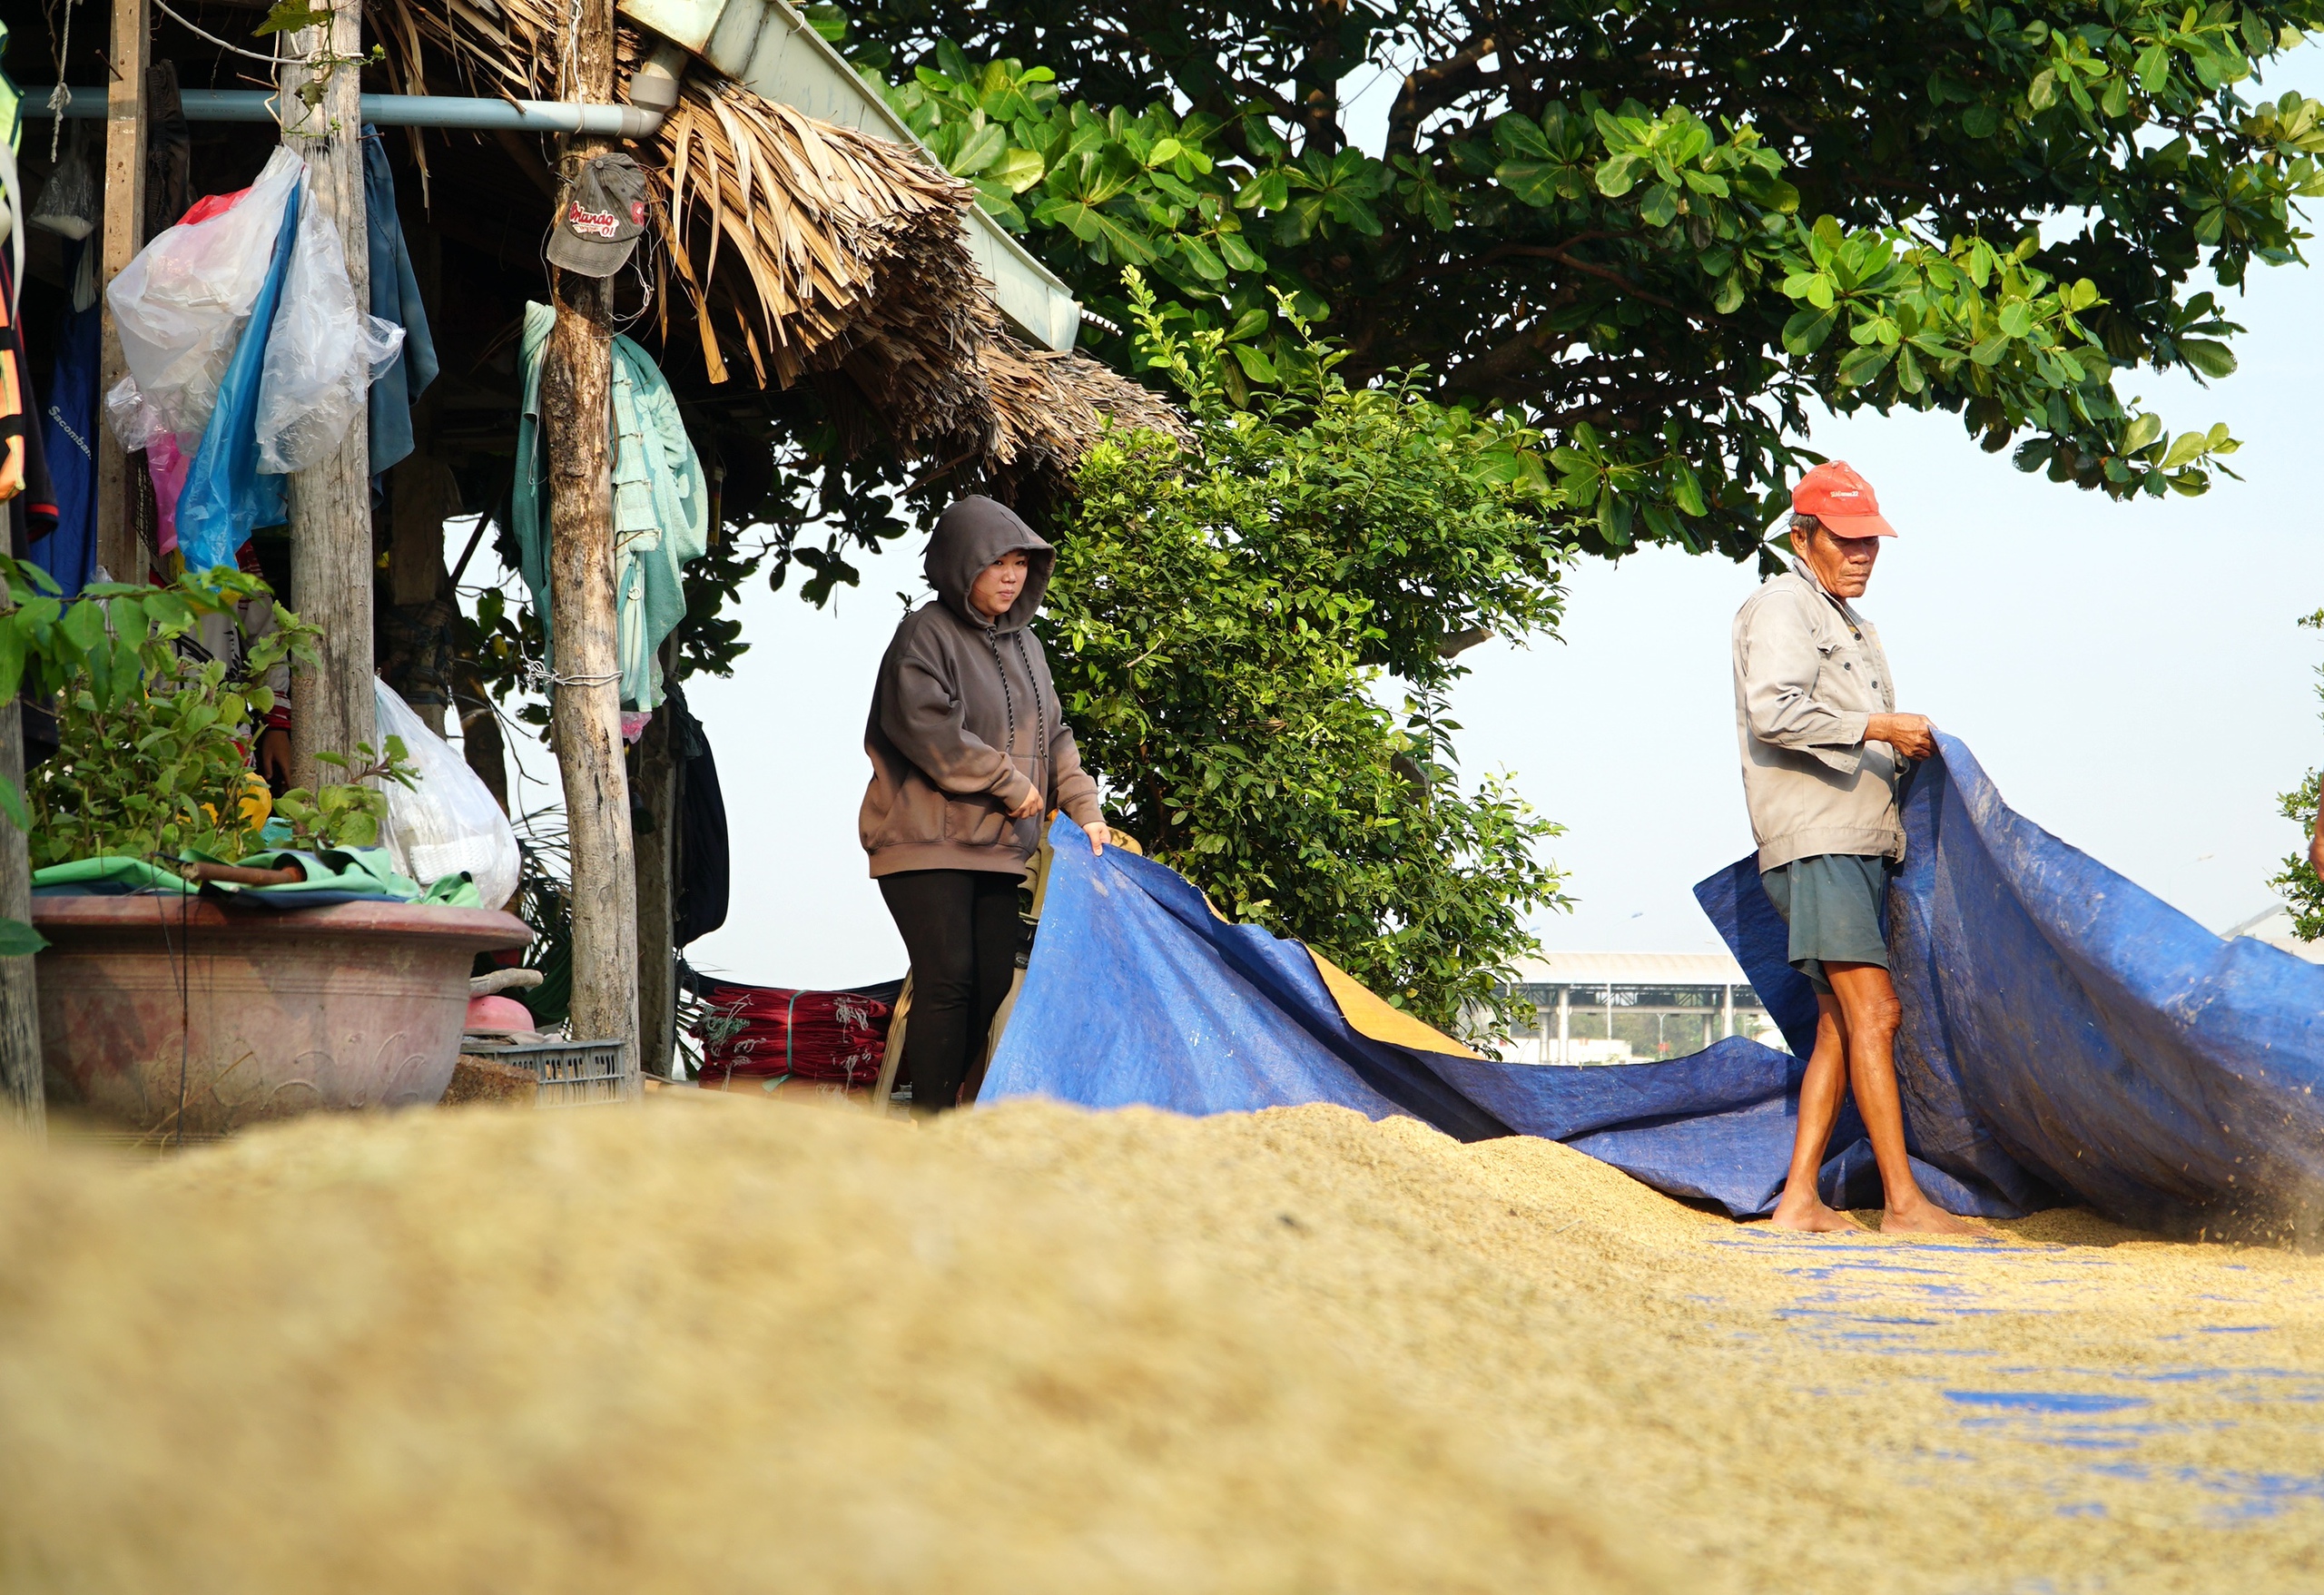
[
  {"left": 34, "top": 897, "right": 532, "bottom": 1138},
  {"left": 464, "top": 993, "right": 536, "bottom": 1033}
]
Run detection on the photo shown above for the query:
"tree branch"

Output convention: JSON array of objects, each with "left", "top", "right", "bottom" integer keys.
[{"left": 1385, "top": 31, "right": 1498, "bottom": 156}]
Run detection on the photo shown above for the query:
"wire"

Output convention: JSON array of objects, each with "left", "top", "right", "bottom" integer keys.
[{"left": 152, "top": 0, "right": 284, "bottom": 67}]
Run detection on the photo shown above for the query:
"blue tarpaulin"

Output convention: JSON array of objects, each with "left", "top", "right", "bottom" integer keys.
[{"left": 982, "top": 741, "right": 2324, "bottom": 1238}]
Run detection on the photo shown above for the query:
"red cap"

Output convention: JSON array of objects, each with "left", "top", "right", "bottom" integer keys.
[{"left": 1791, "top": 460, "right": 1896, "bottom": 537}]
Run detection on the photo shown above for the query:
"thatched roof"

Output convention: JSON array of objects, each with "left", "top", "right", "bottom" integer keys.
[{"left": 369, "top": 0, "right": 1180, "bottom": 487}]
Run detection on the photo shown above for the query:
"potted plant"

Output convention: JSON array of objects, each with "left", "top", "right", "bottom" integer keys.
[{"left": 7, "top": 559, "right": 530, "bottom": 1141}]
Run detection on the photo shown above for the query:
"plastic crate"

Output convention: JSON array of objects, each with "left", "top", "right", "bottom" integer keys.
[{"left": 465, "top": 1037, "right": 637, "bottom": 1106}]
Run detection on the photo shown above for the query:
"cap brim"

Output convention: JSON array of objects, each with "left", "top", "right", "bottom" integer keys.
[
  {"left": 545, "top": 229, "right": 638, "bottom": 278},
  {"left": 1821, "top": 510, "right": 1897, "bottom": 537}
]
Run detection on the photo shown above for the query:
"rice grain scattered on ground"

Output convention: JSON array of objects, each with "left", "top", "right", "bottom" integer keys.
[{"left": 0, "top": 1096, "right": 2315, "bottom": 1593}]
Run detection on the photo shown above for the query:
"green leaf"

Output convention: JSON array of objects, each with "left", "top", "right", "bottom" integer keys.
[
  {"left": 2121, "top": 412, "right": 2164, "bottom": 453},
  {"left": 0, "top": 774, "right": 25, "bottom": 832},
  {"left": 2028, "top": 69, "right": 2058, "bottom": 111},
  {"left": 1229, "top": 342, "right": 1277, "bottom": 382},
  {"left": 990, "top": 147, "right": 1046, "bottom": 193},
  {"left": 60, "top": 599, "right": 105, "bottom": 653},
  {"left": 0, "top": 918, "right": 46, "bottom": 958},
  {"left": 1031, "top": 198, "right": 1158, "bottom": 263},
  {"left": 946, "top": 121, "right": 1007, "bottom": 176},
  {"left": 2156, "top": 429, "right": 2209, "bottom": 469},
  {"left": 2176, "top": 337, "right": 2238, "bottom": 378},
  {"left": 252, "top": 0, "right": 330, "bottom": 36},
  {"left": 1782, "top": 306, "right": 1838, "bottom": 355},
  {"left": 2137, "top": 43, "right": 2171, "bottom": 93},
  {"left": 1996, "top": 300, "right": 2034, "bottom": 340},
  {"left": 1594, "top": 153, "right": 1645, "bottom": 199},
  {"left": 1492, "top": 113, "right": 1551, "bottom": 161}
]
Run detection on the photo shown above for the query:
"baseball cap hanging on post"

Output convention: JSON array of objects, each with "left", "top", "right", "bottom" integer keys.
[
  {"left": 1791, "top": 460, "right": 1897, "bottom": 537},
  {"left": 545, "top": 153, "right": 648, "bottom": 277}
]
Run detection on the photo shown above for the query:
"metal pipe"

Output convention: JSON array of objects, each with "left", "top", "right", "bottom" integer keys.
[{"left": 25, "top": 87, "right": 668, "bottom": 138}]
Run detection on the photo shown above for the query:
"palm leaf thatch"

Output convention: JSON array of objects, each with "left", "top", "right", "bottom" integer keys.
[{"left": 369, "top": 0, "right": 1180, "bottom": 482}]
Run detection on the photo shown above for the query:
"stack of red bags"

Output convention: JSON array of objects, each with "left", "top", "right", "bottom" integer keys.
[{"left": 693, "top": 980, "right": 901, "bottom": 1086}]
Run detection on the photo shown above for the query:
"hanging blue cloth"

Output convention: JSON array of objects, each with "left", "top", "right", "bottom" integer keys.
[
  {"left": 362, "top": 128, "right": 437, "bottom": 479},
  {"left": 174, "top": 180, "right": 300, "bottom": 573},
  {"left": 31, "top": 241, "right": 99, "bottom": 596}
]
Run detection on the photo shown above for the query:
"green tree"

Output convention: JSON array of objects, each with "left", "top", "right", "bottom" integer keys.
[
  {"left": 841, "top": 0, "right": 2322, "bottom": 558},
  {"left": 2270, "top": 608, "right": 2324, "bottom": 939},
  {"left": 1045, "top": 274, "right": 1569, "bottom": 1037}
]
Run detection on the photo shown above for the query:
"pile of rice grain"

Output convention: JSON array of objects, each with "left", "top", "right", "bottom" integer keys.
[{"left": 0, "top": 1095, "right": 2315, "bottom": 1593}]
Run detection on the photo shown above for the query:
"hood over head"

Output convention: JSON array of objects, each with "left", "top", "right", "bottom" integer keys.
[{"left": 924, "top": 495, "right": 1055, "bottom": 632}]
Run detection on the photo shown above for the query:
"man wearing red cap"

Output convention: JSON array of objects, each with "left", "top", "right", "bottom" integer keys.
[{"left": 1730, "top": 461, "right": 1974, "bottom": 1235}]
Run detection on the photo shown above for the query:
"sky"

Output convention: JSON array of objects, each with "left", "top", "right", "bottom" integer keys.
[{"left": 465, "top": 60, "right": 2324, "bottom": 990}]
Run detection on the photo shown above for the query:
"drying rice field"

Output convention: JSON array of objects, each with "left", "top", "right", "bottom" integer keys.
[{"left": 0, "top": 1093, "right": 2317, "bottom": 1592}]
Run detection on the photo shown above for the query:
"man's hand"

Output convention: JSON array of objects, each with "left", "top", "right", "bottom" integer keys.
[
  {"left": 1086, "top": 822, "right": 1110, "bottom": 856},
  {"left": 1005, "top": 783, "right": 1044, "bottom": 821},
  {"left": 1866, "top": 713, "right": 1936, "bottom": 761},
  {"left": 255, "top": 727, "right": 292, "bottom": 792}
]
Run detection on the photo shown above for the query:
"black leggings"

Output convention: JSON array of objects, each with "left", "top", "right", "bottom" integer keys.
[{"left": 878, "top": 869, "right": 1021, "bottom": 1113}]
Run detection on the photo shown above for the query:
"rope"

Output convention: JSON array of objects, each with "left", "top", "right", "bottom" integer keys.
[
  {"left": 44, "top": 0, "right": 72, "bottom": 161},
  {"left": 520, "top": 657, "right": 619, "bottom": 692}
]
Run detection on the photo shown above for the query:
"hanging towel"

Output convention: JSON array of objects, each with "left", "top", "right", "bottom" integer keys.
[
  {"left": 362, "top": 128, "right": 437, "bottom": 478},
  {"left": 174, "top": 179, "right": 300, "bottom": 573},
  {"left": 513, "top": 301, "right": 709, "bottom": 710}
]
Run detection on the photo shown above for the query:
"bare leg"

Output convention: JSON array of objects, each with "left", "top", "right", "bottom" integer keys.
[
  {"left": 1823, "top": 962, "right": 1976, "bottom": 1236},
  {"left": 1768, "top": 993, "right": 1864, "bottom": 1231}
]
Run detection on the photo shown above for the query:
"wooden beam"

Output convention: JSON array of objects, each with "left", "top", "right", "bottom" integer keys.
[
  {"left": 94, "top": 0, "right": 148, "bottom": 584},
  {"left": 281, "top": 6, "right": 375, "bottom": 792},
  {"left": 0, "top": 683, "right": 45, "bottom": 1137},
  {"left": 543, "top": 0, "right": 639, "bottom": 1080}
]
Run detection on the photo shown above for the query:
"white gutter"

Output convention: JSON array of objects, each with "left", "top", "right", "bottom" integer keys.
[{"left": 613, "top": 0, "right": 1083, "bottom": 351}]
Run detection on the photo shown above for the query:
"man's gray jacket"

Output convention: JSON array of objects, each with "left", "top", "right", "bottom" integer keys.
[{"left": 1731, "top": 561, "right": 1905, "bottom": 871}]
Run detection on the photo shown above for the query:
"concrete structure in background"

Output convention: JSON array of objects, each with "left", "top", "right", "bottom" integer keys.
[
  {"left": 1502, "top": 951, "right": 1784, "bottom": 1066},
  {"left": 2223, "top": 903, "right": 2324, "bottom": 963}
]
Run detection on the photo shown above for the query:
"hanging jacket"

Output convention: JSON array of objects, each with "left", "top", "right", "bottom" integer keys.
[
  {"left": 33, "top": 240, "right": 98, "bottom": 594},
  {"left": 859, "top": 496, "right": 1102, "bottom": 878},
  {"left": 512, "top": 301, "right": 708, "bottom": 710},
  {"left": 362, "top": 127, "right": 437, "bottom": 479}
]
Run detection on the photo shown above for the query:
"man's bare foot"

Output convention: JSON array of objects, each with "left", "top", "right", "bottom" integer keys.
[
  {"left": 1767, "top": 1195, "right": 1866, "bottom": 1233},
  {"left": 1878, "top": 1199, "right": 1981, "bottom": 1237}
]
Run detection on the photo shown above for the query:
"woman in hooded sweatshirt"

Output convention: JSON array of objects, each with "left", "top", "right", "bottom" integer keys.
[{"left": 861, "top": 495, "right": 1110, "bottom": 1114}]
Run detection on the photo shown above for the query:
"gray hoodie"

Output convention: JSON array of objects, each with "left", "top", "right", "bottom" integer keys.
[{"left": 859, "top": 496, "right": 1103, "bottom": 877}]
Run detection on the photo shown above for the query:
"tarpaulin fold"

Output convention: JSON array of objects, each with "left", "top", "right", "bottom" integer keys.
[{"left": 982, "top": 743, "right": 2324, "bottom": 1236}]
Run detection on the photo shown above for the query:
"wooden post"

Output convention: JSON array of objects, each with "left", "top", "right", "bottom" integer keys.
[
  {"left": 0, "top": 701, "right": 45, "bottom": 1137},
  {"left": 94, "top": 0, "right": 148, "bottom": 584},
  {"left": 542, "top": 0, "right": 639, "bottom": 1073},
  {"left": 281, "top": 5, "right": 374, "bottom": 790},
  {"left": 632, "top": 651, "right": 679, "bottom": 1078}
]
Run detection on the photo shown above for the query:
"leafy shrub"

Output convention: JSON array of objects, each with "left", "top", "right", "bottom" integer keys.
[
  {"left": 10, "top": 564, "right": 412, "bottom": 871},
  {"left": 1045, "top": 275, "right": 1571, "bottom": 1039}
]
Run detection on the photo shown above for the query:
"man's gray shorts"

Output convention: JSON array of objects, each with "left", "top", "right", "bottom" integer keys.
[{"left": 1760, "top": 852, "right": 1895, "bottom": 995}]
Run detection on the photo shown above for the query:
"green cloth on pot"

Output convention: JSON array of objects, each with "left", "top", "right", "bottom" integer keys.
[{"left": 33, "top": 847, "right": 485, "bottom": 909}]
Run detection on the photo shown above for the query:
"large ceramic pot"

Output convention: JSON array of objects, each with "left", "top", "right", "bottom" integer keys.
[{"left": 33, "top": 896, "right": 532, "bottom": 1138}]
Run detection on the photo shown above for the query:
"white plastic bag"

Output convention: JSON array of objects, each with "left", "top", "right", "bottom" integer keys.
[
  {"left": 374, "top": 680, "right": 522, "bottom": 911},
  {"left": 105, "top": 146, "right": 302, "bottom": 441},
  {"left": 103, "top": 375, "right": 169, "bottom": 451},
  {"left": 254, "top": 174, "right": 404, "bottom": 474},
  {"left": 30, "top": 124, "right": 98, "bottom": 241}
]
